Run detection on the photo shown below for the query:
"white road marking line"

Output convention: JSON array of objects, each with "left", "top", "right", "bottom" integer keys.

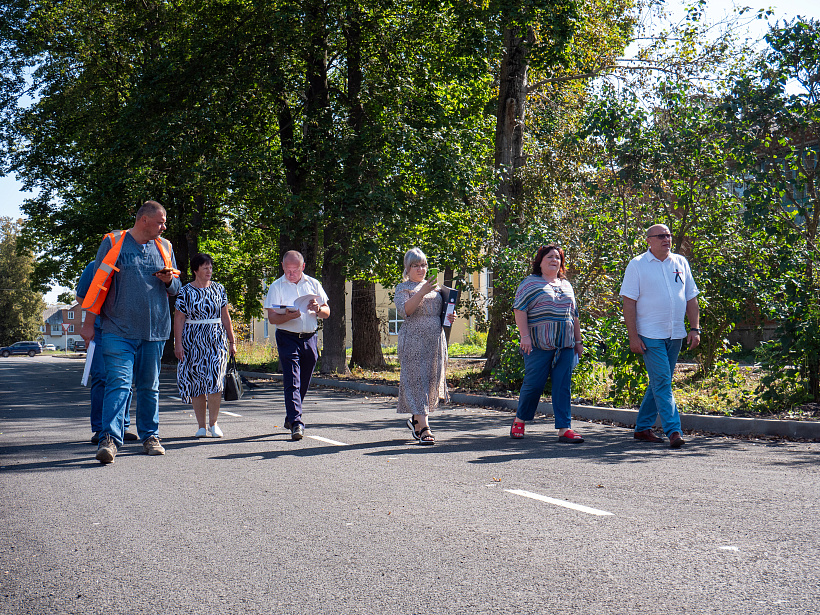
[
  {"left": 220, "top": 410, "right": 242, "bottom": 417},
  {"left": 505, "top": 489, "right": 614, "bottom": 516},
  {"left": 719, "top": 546, "right": 739, "bottom": 551},
  {"left": 307, "top": 435, "right": 349, "bottom": 446},
  {"left": 168, "top": 396, "right": 182, "bottom": 401}
]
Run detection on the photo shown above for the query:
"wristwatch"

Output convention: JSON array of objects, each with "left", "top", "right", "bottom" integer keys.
[{"left": 689, "top": 328, "right": 701, "bottom": 333}]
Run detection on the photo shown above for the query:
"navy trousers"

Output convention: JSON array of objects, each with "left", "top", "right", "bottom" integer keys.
[{"left": 275, "top": 329, "right": 319, "bottom": 427}]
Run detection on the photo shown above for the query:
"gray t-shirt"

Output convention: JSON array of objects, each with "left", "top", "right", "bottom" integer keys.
[{"left": 93, "top": 231, "right": 181, "bottom": 341}]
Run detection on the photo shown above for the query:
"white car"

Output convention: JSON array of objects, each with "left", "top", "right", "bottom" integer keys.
[{"left": 43, "top": 344, "right": 56, "bottom": 351}]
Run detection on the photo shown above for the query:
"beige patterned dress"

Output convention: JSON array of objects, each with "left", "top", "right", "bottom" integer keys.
[{"left": 395, "top": 280, "right": 449, "bottom": 415}]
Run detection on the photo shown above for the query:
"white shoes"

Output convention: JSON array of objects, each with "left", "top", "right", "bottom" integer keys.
[
  {"left": 195, "top": 427, "right": 208, "bottom": 438},
  {"left": 209, "top": 423, "right": 223, "bottom": 438}
]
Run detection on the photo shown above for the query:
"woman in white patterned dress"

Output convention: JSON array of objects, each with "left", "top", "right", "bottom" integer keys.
[
  {"left": 174, "top": 253, "right": 236, "bottom": 438},
  {"left": 395, "top": 248, "right": 455, "bottom": 445}
]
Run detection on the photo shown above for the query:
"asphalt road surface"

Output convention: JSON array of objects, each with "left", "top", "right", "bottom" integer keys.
[{"left": 1, "top": 355, "right": 818, "bottom": 614}]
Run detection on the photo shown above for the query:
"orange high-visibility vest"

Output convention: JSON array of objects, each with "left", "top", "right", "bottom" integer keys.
[{"left": 81, "top": 230, "right": 179, "bottom": 315}]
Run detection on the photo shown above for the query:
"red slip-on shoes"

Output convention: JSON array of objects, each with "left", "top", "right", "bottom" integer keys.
[{"left": 558, "top": 429, "right": 584, "bottom": 443}]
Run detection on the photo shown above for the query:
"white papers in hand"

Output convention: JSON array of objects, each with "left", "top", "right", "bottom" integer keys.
[
  {"left": 81, "top": 340, "right": 96, "bottom": 386},
  {"left": 293, "top": 294, "right": 323, "bottom": 314}
]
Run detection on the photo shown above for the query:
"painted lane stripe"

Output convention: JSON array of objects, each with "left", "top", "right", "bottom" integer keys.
[
  {"left": 167, "top": 398, "right": 241, "bottom": 417},
  {"left": 505, "top": 489, "right": 614, "bottom": 516},
  {"left": 307, "top": 435, "right": 349, "bottom": 446}
]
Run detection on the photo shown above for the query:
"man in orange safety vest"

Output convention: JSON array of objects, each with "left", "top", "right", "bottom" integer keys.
[{"left": 79, "top": 200, "right": 181, "bottom": 464}]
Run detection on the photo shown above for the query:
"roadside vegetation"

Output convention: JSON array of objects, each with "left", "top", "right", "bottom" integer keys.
[
  {"left": 2, "top": 4, "right": 817, "bottom": 413},
  {"left": 236, "top": 327, "right": 820, "bottom": 420}
]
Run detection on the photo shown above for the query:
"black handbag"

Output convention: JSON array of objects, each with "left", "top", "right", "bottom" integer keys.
[{"left": 223, "top": 355, "right": 243, "bottom": 401}]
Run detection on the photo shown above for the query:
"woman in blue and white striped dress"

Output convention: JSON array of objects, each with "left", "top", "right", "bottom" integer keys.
[
  {"left": 174, "top": 253, "right": 236, "bottom": 438},
  {"left": 510, "top": 245, "right": 585, "bottom": 443}
]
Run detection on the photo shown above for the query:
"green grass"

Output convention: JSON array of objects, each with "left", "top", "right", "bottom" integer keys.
[
  {"left": 237, "top": 339, "right": 803, "bottom": 418},
  {"left": 343, "top": 342, "right": 484, "bottom": 358},
  {"left": 235, "top": 341, "right": 279, "bottom": 373},
  {"left": 448, "top": 342, "right": 485, "bottom": 357}
]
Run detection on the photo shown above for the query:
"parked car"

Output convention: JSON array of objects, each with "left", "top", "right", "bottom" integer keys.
[
  {"left": 0, "top": 341, "right": 43, "bottom": 357},
  {"left": 43, "top": 343, "right": 56, "bottom": 351},
  {"left": 67, "top": 339, "right": 86, "bottom": 351}
]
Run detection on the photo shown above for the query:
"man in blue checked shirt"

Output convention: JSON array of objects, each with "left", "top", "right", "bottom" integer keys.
[{"left": 620, "top": 223, "right": 701, "bottom": 449}]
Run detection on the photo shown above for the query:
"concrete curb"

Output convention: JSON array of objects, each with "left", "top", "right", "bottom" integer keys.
[{"left": 240, "top": 371, "right": 820, "bottom": 440}]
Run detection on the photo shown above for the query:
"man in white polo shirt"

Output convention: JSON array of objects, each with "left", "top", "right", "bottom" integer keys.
[
  {"left": 620, "top": 223, "right": 700, "bottom": 448},
  {"left": 264, "top": 250, "right": 330, "bottom": 440}
]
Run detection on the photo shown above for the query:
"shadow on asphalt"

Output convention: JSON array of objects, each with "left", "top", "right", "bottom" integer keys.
[
  {"left": 2, "top": 378, "right": 817, "bottom": 474},
  {"left": 202, "top": 410, "right": 820, "bottom": 468}
]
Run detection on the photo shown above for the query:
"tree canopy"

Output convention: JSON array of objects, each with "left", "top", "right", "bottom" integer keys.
[{"left": 1, "top": 1, "right": 818, "bottom": 403}]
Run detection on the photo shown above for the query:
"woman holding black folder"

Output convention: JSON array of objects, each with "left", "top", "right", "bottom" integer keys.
[{"left": 395, "top": 248, "right": 455, "bottom": 444}]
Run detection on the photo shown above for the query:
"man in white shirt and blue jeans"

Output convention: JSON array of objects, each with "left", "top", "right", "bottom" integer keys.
[
  {"left": 264, "top": 250, "right": 330, "bottom": 440},
  {"left": 619, "top": 224, "right": 701, "bottom": 449}
]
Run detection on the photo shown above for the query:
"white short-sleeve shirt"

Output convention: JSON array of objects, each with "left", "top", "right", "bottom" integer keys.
[
  {"left": 263, "top": 273, "right": 329, "bottom": 334},
  {"left": 619, "top": 250, "right": 699, "bottom": 340}
]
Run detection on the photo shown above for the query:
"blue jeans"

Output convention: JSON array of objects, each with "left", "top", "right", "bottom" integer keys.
[
  {"left": 275, "top": 330, "right": 319, "bottom": 427},
  {"left": 89, "top": 324, "right": 131, "bottom": 432},
  {"left": 100, "top": 333, "right": 165, "bottom": 447},
  {"left": 516, "top": 347, "right": 574, "bottom": 429},
  {"left": 635, "top": 337, "right": 683, "bottom": 437}
]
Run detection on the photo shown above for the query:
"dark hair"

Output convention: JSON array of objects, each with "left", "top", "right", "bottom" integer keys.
[
  {"left": 191, "top": 253, "right": 214, "bottom": 273},
  {"left": 531, "top": 245, "right": 566, "bottom": 278}
]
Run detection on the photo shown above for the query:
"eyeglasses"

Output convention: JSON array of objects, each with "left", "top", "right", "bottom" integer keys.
[
  {"left": 410, "top": 263, "right": 428, "bottom": 269},
  {"left": 648, "top": 233, "right": 673, "bottom": 239}
]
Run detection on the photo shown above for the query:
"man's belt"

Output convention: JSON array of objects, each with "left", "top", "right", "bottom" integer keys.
[{"left": 278, "top": 329, "right": 316, "bottom": 340}]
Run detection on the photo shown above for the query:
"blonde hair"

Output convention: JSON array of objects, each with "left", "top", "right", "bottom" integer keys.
[{"left": 402, "top": 248, "right": 427, "bottom": 281}]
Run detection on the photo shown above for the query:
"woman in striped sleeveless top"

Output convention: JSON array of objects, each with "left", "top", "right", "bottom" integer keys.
[{"left": 510, "top": 245, "right": 584, "bottom": 442}]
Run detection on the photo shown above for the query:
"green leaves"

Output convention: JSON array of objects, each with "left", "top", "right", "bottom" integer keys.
[
  {"left": 723, "top": 17, "right": 820, "bottom": 400},
  {"left": 0, "top": 217, "right": 45, "bottom": 346}
]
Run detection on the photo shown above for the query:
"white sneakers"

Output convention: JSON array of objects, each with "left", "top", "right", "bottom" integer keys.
[{"left": 195, "top": 424, "right": 224, "bottom": 438}]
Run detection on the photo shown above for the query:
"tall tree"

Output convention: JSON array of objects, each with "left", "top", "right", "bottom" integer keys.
[
  {"left": 483, "top": 0, "right": 636, "bottom": 372},
  {"left": 725, "top": 18, "right": 820, "bottom": 401},
  {"left": 0, "top": 217, "right": 45, "bottom": 346}
]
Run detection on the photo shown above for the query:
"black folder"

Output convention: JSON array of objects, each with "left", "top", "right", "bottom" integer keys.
[{"left": 439, "top": 286, "right": 460, "bottom": 342}]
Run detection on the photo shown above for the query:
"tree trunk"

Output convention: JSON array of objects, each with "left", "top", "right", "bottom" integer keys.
[
  {"left": 278, "top": 222, "right": 320, "bottom": 278},
  {"left": 337, "top": 7, "right": 384, "bottom": 370},
  {"left": 350, "top": 279, "right": 386, "bottom": 369},
  {"left": 483, "top": 24, "right": 534, "bottom": 374},
  {"left": 183, "top": 193, "right": 205, "bottom": 280},
  {"left": 273, "top": 0, "right": 330, "bottom": 279},
  {"left": 161, "top": 194, "right": 190, "bottom": 364},
  {"left": 275, "top": 93, "right": 317, "bottom": 274},
  {"left": 320, "top": 233, "right": 349, "bottom": 375},
  {"left": 443, "top": 266, "right": 455, "bottom": 289}
]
